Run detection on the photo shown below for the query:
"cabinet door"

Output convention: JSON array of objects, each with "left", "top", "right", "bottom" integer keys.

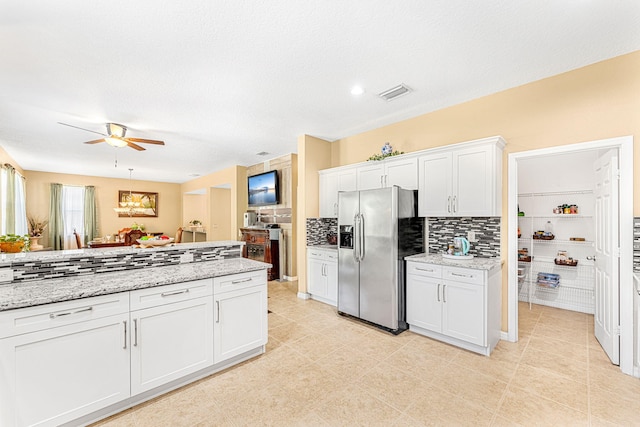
[
  {"left": 0, "top": 314, "right": 130, "bottom": 427},
  {"left": 130, "top": 297, "right": 214, "bottom": 395},
  {"left": 406, "top": 274, "right": 442, "bottom": 332},
  {"left": 356, "top": 163, "right": 385, "bottom": 190},
  {"left": 385, "top": 156, "right": 418, "bottom": 190},
  {"left": 418, "top": 152, "right": 452, "bottom": 217},
  {"left": 319, "top": 173, "right": 339, "bottom": 218},
  {"left": 214, "top": 284, "right": 268, "bottom": 363},
  {"left": 452, "top": 145, "right": 494, "bottom": 216},
  {"left": 325, "top": 257, "right": 338, "bottom": 306},
  {"left": 441, "top": 281, "right": 485, "bottom": 346},
  {"left": 307, "top": 256, "right": 327, "bottom": 298}
]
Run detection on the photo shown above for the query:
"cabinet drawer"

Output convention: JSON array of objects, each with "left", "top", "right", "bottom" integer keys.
[
  {"left": 130, "top": 279, "right": 213, "bottom": 311},
  {"left": 214, "top": 270, "right": 267, "bottom": 294},
  {"left": 245, "top": 234, "right": 268, "bottom": 244},
  {"left": 307, "top": 248, "right": 338, "bottom": 261},
  {"left": 443, "top": 266, "right": 485, "bottom": 285},
  {"left": 0, "top": 293, "right": 129, "bottom": 339},
  {"left": 406, "top": 262, "right": 442, "bottom": 279}
]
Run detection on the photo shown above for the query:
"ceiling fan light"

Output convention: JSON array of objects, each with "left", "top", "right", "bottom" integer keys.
[{"left": 105, "top": 136, "right": 127, "bottom": 148}]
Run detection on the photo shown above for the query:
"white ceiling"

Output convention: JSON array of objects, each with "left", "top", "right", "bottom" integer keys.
[{"left": 1, "top": 1, "right": 639, "bottom": 183}]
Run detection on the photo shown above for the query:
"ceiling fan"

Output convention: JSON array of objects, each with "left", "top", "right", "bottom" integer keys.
[{"left": 58, "top": 122, "right": 165, "bottom": 151}]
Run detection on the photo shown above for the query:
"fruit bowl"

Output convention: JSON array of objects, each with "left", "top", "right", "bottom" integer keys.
[{"left": 136, "top": 237, "right": 174, "bottom": 246}]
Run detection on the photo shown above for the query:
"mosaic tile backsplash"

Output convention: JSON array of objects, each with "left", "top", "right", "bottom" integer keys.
[
  {"left": 4, "top": 244, "right": 242, "bottom": 283},
  {"left": 306, "top": 218, "right": 338, "bottom": 246},
  {"left": 428, "top": 217, "right": 501, "bottom": 258}
]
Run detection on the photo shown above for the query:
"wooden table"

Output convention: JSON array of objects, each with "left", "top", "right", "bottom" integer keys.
[{"left": 87, "top": 241, "right": 127, "bottom": 249}]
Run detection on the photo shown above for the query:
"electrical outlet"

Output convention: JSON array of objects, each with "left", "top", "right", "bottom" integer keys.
[
  {"left": 0, "top": 268, "right": 14, "bottom": 283},
  {"left": 467, "top": 231, "right": 477, "bottom": 242},
  {"left": 179, "top": 253, "right": 194, "bottom": 264}
]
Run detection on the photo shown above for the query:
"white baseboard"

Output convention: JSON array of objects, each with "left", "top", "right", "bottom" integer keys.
[
  {"left": 283, "top": 275, "right": 298, "bottom": 281},
  {"left": 297, "top": 292, "right": 310, "bottom": 300},
  {"left": 500, "top": 331, "right": 514, "bottom": 342}
]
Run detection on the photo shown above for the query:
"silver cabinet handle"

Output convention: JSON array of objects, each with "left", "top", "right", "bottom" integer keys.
[
  {"left": 451, "top": 272, "right": 472, "bottom": 278},
  {"left": 447, "top": 196, "right": 451, "bottom": 213},
  {"left": 123, "top": 320, "right": 127, "bottom": 349},
  {"left": 49, "top": 306, "right": 93, "bottom": 319},
  {"left": 334, "top": 202, "right": 338, "bottom": 216},
  {"left": 133, "top": 318, "right": 138, "bottom": 347},
  {"left": 380, "top": 175, "right": 384, "bottom": 187},
  {"left": 216, "top": 300, "right": 220, "bottom": 323},
  {"left": 161, "top": 289, "right": 189, "bottom": 297},
  {"left": 437, "top": 283, "right": 441, "bottom": 302},
  {"left": 385, "top": 175, "right": 388, "bottom": 187},
  {"left": 453, "top": 196, "right": 457, "bottom": 213},
  {"left": 416, "top": 267, "right": 434, "bottom": 272},
  {"left": 443, "top": 284, "right": 447, "bottom": 303},
  {"left": 231, "top": 278, "right": 252, "bottom": 284}
]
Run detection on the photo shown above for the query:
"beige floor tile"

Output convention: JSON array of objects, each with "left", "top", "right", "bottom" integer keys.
[
  {"left": 289, "top": 331, "right": 347, "bottom": 361},
  {"left": 267, "top": 320, "right": 315, "bottom": 344},
  {"left": 489, "top": 337, "right": 529, "bottom": 364},
  {"left": 356, "top": 362, "right": 429, "bottom": 411},
  {"left": 520, "top": 346, "right": 588, "bottom": 384},
  {"left": 267, "top": 311, "right": 291, "bottom": 330},
  {"left": 313, "top": 384, "right": 403, "bottom": 426},
  {"left": 590, "top": 385, "right": 640, "bottom": 425},
  {"left": 342, "top": 328, "right": 412, "bottom": 362},
  {"left": 527, "top": 335, "right": 588, "bottom": 362},
  {"left": 90, "top": 408, "right": 138, "bottom": 426},
  {"left": 509, "top": 364, "right": 588, "bottom": 413},
  {"left": 401, "top": 333, "right": 462, "bottom": 361},
  {"left": 431, "top": 364, "right": 508, "bottom": 412},
  {"left": 489, "top": 415, "right": 525, "bottom": 426},
  {"left": 532, "top": 322, "right": 587, "bottom": 346},
  {"left": 313, "top": 346, "right": 379, "bottom": 383},
  {"left": 405, "top": 384, "right": 493, "bottom": 426},
  {"left": 589, "top": 362, "right": 640, "bottom": 395},
  {"left": 496, "top": 386, "right": 588, "bottom": 426},
  {"left": 384, "top": 343, "right": 448, "bottom": 384},
  {"left": 452, "top": 349, "right": 518, "bottom": 383}
]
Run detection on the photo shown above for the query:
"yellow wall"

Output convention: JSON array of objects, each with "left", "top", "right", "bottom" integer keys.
[
  {"left": 0, "top": 146, "right": 24, "bottom": 176},
  {"left": 24, "top": 171, "right": 182, "bottom": 247},
  {"left": 296, "top": 134, "right": 333, "bottom": 292},
  {"left": 304, "top": 50, "right": 640, "bottom": 329}
]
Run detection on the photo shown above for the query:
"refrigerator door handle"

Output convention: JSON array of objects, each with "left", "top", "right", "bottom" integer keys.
[
  {"left": 352, "top": 214, "right": 360, "bottom": 262},
  {"left": 358, "top": 213, "right": 365, "bottom": 261}
]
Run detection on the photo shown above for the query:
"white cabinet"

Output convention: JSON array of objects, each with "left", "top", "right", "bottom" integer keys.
[
  {"left": 418, "top": 137, "right": 505, "bottom": 217},
  {"left": 406, "top": 261, "right": 501, "bottom": 356},
  {"left": 213, "top": 270, "right": 268, "bottom": 363},
  {"left": 129, "top": 279, "right": 214, "bottom": 395},
  {"left": 319, "top": 166, "right": 357, "bottom": 217},
  {"left": 0, "top": 294, "right": 130, "bottom": 427},
  {"left": 356, "top": 156, "right": 418, "bottom": 191},
  {"left": 306, "top": 247, "right": 338, "bottom": 306}
]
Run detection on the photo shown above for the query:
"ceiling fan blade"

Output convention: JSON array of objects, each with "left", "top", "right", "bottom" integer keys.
[
  {"left": 58, "top": 122, "right": 107, "bottom": 136},
  {"left": 126, "top": 138, "right": 165, "bottom": 145},
  {"left": 126, "top": 141, "right": 146, "bottom": 151},
  {"left": 83, "top": 139, "right": 106, "bottom": 145}
]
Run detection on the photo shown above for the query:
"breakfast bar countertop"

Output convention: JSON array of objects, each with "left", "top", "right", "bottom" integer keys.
[
  {"left": 404, "top": 253, "right": 502, "bottom": 272},
  {"left": 0, "top": 257, "right": 270, "bottom": 312}
]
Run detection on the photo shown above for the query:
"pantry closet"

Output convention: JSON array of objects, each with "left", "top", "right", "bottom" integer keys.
[{"left": 516, "top": 151, "right": 597, "bottom": 314}]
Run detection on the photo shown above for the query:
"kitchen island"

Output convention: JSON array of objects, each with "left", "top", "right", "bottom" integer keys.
[{"left": 0, "top": 241, "right": 270, "bottom": 427}]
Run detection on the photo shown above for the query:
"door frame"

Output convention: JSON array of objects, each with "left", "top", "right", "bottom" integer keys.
[{"left": 507, "top": 135, "right": 634, "bottom": 376}]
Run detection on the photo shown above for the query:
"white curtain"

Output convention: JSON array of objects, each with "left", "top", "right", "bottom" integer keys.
[
  {"left": 62, "top": 186, "right": 85, "bottom": 249},
  {"left": 1, "top": 164, "right": 27, "bottom": 236}
]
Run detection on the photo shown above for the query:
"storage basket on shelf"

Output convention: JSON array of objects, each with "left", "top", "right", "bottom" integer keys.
[{"left": 536, "top": 272, "right": 560, "bottom": 288}]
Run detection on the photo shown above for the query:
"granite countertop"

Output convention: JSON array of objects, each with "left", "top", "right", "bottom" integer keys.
[
  {"left": 307, "top": 245, "right": 338, "bottom": 251},
  {"left": 0, "top": 257, "right": 269, "bottom": 312},
  {"left": 405, "top": 253, "right": 502, "bottom": 271}
]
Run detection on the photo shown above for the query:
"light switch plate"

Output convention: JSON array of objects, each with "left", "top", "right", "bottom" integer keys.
[
  {"left": 0, "top": 268, "right": 14, "bottom": 283},
  {"left": 179, "top": 253, "right": 194, "bottom": 264},
  {"left": 467, "top": 231, "right": 477, "bottom": 242}
]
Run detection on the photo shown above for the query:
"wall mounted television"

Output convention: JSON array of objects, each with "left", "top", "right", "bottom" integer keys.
[{"left": 248, "top": 170, "right": 280, "bottom": 206}]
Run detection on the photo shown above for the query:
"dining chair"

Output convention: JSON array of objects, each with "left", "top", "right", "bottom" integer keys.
[{"left": 73, "top": 228, "right": 82, "bottom": 249}]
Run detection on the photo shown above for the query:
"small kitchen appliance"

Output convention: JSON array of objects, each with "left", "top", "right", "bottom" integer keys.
[{"left": 453, "top": 236, "right": 470, "bottom": 256}]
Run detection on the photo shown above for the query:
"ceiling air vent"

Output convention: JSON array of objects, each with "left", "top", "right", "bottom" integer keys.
[
  {"left": 256, "top": 151, "right": 270, "bottom": 156},
  {"left": 378, "top": 84, "right": 411, "bottom": 101}
]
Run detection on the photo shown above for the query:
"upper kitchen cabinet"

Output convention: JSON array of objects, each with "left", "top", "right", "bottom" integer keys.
[
  {"left": 356, "top": 155, "right": 418, "bottom": 191},
  {"left": 418, "top": 136, "right": 505, "bottom": 217},
  {"left": 319, "top": 165, "right": 357, "bottom": 218}
]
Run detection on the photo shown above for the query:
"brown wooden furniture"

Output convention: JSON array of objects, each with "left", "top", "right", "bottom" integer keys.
[
  {"left": 73, "top": 228, "right": 82, "bottom": 249},
  {"left": 87, "top": 241, "right": 126, "bottom": 249},
  {"left": 239, "top": 228, "right": 279, "bottom": 281}
]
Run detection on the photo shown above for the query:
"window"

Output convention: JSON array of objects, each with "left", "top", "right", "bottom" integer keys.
[
  {"left": 0, "top": 165, "right": 27, "bottom": 236},
  {"left": 62, "top": 186, "right": 84, "bottom": 249}
]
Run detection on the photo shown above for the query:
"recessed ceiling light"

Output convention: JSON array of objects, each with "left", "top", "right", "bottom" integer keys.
[{"left": 350, "top": 86, "right": 364, "bottom": 96}]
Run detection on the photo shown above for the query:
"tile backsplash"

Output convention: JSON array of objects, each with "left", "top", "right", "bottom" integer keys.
[
  {"left": 306, "top": 218, "right": 337, "bottom": 246},
  {"left": 428, "top": 217, "right": 501, "bottom": 258}
]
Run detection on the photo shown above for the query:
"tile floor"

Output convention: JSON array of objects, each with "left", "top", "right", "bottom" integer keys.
[{"left": 94, "top": 280, "right": 640, "bottom": 426}]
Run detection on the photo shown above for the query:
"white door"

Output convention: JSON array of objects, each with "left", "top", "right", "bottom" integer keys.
[
  {"left": 406, "top": 274, "right": 442, "bottom": 332},
  {"left": 442, "top": 281, "right": 485, "bottom": 346},
  {"left": 307, "top": 256, "right": 327, "bottom": 298},
  {"left": 594, "top": 149, "right": 620, "bottom": 364}
]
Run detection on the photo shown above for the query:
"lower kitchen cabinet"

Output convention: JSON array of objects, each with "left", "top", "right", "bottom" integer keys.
[
  {"left": 0, "top": 294, "right": 130, "bottom": 427},
  {"left": 306, "top": 247, "right": 338, "bottom": 306},
  {"left": 213, "top": 270, "right": 268, "bottom": 363},
  {"left": 406, "top": 261, "right": 500, "bottom": 356},
  {"left": 130, "top": 280, "right": 214, "bottom": 395}
]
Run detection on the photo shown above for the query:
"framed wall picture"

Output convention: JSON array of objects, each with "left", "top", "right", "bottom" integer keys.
[{"left": 118, "top": 191, "right": 158, "bottom": 217}]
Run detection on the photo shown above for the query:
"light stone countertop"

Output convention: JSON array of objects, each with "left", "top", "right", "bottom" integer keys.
[
  {"left": 306, "top": 245, "right": 338, "bottom": 251},
  {"left": 405, "top": 253, "right": 502, "bottom": 272},
  {"left": 0, "top": 257, "right": 269, "bottom": 312}
]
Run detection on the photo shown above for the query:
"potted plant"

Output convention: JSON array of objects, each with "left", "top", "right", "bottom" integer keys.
[
  {"left": 0, "top": 234, "right": 30, "bottom": 253},
  {"left": 188, "top": 220, "right": 202, "bottom": 231},
  {"left": 27, "top": 216, "right": 48, "bottom": 251}
]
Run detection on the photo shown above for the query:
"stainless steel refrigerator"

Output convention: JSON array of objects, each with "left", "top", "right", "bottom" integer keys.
[{"left": 337, "top": 186, "right": 424, "bottom": 334}]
